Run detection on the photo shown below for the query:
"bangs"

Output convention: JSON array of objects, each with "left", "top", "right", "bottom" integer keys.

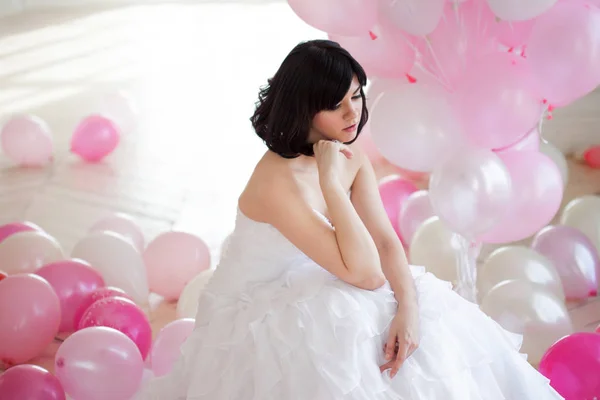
[{"left": 309, "top": 50, "right": 367, "bottom": 112}]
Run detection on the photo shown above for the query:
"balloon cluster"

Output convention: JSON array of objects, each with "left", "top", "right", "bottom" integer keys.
[
  {"left": 0, "top": 214, "right": 216, "bottom": 400},
  {"left": 0, "top": 91, "right": 137, "bottom": 166}
]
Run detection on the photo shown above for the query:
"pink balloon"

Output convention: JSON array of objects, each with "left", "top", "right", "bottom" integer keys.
[
  {"left": 144, "top": 232, "right": 211, "bottom": 300},
  {"left": 73, "top": 286, "right": 132, "bottom": 329},
  {"left": 0, "top": 114, "right": 53, "bottom": 167},
  {"left": 421, "top": 1, "right": 498, "bottom": 88},
  {"left": 493, "top": 127, "right": 540, "bottom": 155},
  {"left": 0, "top": 221, "right": 42, "bottom": 244},
  {"left": 55, "top": 327, "right": 144, "bottom": 400},
  {"left": 539, "top": 332, "right": 600, "bottom": 399},
  {"left": 479, "top": 151, "right": 563, "bottom": 243},
  {"left": 354, "top": 123, "right": 384, "bottom": 164},
  {"left": 527, "top": 1, "right": 600, "bottom": 107},
  {"left": 380, "top": 0, "right": 445, "bottom": 36},
  {"left": 70, "top": 115, "right": 120, "bottom": 163},
  {"left": 78, "top": 296, "right": 152, "bottom": 360},
  {"left": 329, "top": 18, "right": 415, "bottom": 80},
  {"left": 583, "top": 145, "right": 600, "bottom": 169},
  {"left": 287, "top": 0, "right": 377, "bottom": 36},
  {"left": 454, "top": 52, "right": 543, "bottom": 149},
  {"left": 398, "top": 190, "right": 435, "bottom": 245},
  {"left": 378, "top": 176, "right": 418, "bottom": 244},
  {"left": 531, "top": 225, "right": 600, "bottom": 300},
  {"left": 0, "top": 270, "right": 6, "bottom": 282},
  {"left": 494, "top": 19, "right": 535, "bottom": 48},
  {"left": 36, "top": 259, "right": 105, "bottom": 333},
  {"left": 0, "top": 364, "right": 65, "bottom": 400},
  {"left": 0, "top": 274, "right": 61, "bottom": 366},
  {"left": 150, "top": 318, "right": 195, "bottom": 377}
]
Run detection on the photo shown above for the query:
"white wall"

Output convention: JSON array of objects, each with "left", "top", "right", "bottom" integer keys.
[{"left": 0, "top": 0, "right": 23, "bottom": 17}]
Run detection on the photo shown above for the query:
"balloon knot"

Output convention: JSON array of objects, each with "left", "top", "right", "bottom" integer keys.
[
  {"left": 369, "top": 31, "right": 378, "bottom": 40},
  {"left": 508, "top": 47, "right": 514, "bottom": 53},
  {"left": 520, "top": 46, "right": 527, "bottom": 58},
  {"left": 405, "top": 73, "right": 417, "bottom": 83},
  {"left": 56, "top": 357, "right": 65, "bottom": 368}
]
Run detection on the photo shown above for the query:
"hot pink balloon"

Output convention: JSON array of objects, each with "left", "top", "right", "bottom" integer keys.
[
  {"left": 0, "top": 364, "right": 65, "bottom": 400},
  {"left": 73, "top": 286, "right": 132, "bottom": 329},
  {"left": 479, "top": 151, "right": 563, "bottom": 243},
  {"left": 78, "top": 296, "right": 152, "bottom": 360},
  {"left": 150, "top": 318, "right": 195, "bottom": 377},
  {"left": 378, "top": 176, "right": 418, "bottom": 244},
  {"left": 493, "top": 127, "right": 540, "bottom": 155},
  {"left": 398, "top": 190, "right": 435, "bottom": 245},
  {"left": 36, "top": 259, "right": 105, "bottom": 333},
  {"left": 55, "top": 326, "right": 144, "bottom": 400},
  {"left": 539, "top": 332, "right": 600, "bottom": 399},
  {"left": 0, "top": 270, "right": 6, "bottom": 282},
  {"left": 454, "top": 52, "right": 543, "bottom": 149},
  {"left": 329, "top": 18, "right": 415, "bottom": 80},
  {"left": 527, "top": 1, "right": 600, "bottom": 107},
  {"left": 70, "top": 115, "right": 120, "bottom": 163},
  {"left": 583, "top": 145, "right": 600, "bottom": 169},
  {"left": 0, "top": 114, "right": 53, "bottom": 167},
  {"left": 144, "top": 231, "right": 211, "bottom": 301},
  {"left": 0, "top": 274, "right": 61, "bottom": 366},
  {"left": 0, "top": 221, "right": 42, "bottom": 244},
  {"left": 531, "top": 225, "right": 600, "bottom": 300},
  {"left": 287, "top": 0, "right": 377, "bottom": 36}
]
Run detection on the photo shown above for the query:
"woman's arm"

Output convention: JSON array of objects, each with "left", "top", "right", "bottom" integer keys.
[{"left": 350, "top": 150, "right": 417, "bottom": 305}]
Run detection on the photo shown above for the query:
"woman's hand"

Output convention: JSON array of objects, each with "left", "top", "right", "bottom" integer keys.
[
  {"left": 379, "top": 301, "right": 419, "bottom": 379},
  {"left": 313, "top": 140, "right": 353, "bottom": 185}
]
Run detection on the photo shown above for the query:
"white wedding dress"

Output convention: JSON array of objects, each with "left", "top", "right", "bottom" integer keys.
[{"left": 135, "top": 207, "right": 563, "bottom": 399}]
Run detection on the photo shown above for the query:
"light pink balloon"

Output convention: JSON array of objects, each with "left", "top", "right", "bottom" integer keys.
[
  {"left": 380, "top": 0, "right": 445, "bottom": 36},
  {"left": 539, "top": 332, "right": 600, "bottom": 398},
  {"left": 78, "top": 296, "right": 152, "bottom": 360},
  {"left": 454, "top": 52, "right": 543, "bottom": 149},
  {"left": 485, "top": 0, "right": 557, "bottom": 21},
  {"left": 70, "top": 115, "right": 120, "bottom": 163},
  {"left": 531, "top": 225, "right": 600, "bottom": 300},
  {"left": 398, "top": 190, "right": 436, "bottom": 245},
  {"left": 0, "top": 114, "right": 53, "bottom": 167},
  {"left": 287, "top": 0, "right": 377, "bottom": 36},
  {"left": 150, "top": 318, "right": 195, "bottom": 377},
  {"left": 493, "top": 127, "right": 540, "bottom": 155},
  {"left": 429, "top": 148, "right": 512, "bottom": 239},
  {"left": 54, "top": 326, "right": 144, "bottom": 400},
  {"left": 0, "top": 274, "right": 61, "bottom": 366},
  {"left": 89, "top": 213, "right": 145, "bottom": 252},
  {"left": 0, "top": 364, "right": 66, "bottom": 400},
  {"left": 421, "top": 1, "right": 498, "bottom": 88},
  {"left": 479, "top": 151, "right": 563, "bottom": 244},
  {"left": 329, "top": 18, "right": 415, "bottom": 80},
  {"left": 494, "top": 19, "right": 535, "bottom": 48},
  {"left": 72, "top": 286, "right": 132, "bottom": 330},
  {"left": 378, "top": 176, "right": 418, "bottom": 244},
  {"left": 527, "top": 1, "right": 600, "bottom": 107},
  {"left": 144, "top": 232, "right": 211, "bottom": 300},
  {"left": 0, "top": 221, "right": 42, "bottom": 244},
  {"left": 36, "top": 259, "right": 105, "bottom": 333}
]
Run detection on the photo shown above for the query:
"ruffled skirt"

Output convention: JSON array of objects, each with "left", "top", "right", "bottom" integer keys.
[{"left": 134, "top": 265, "right": 563, "bottom": 399}]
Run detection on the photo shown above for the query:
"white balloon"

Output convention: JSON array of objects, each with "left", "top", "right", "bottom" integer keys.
[
  {"left": 478, "top": 246, "right": 565, "bottom": 302},
  {"left": 540, "top": 139, "right": 568, "bottom": 187},
  {"left": 89, "top": 213, "right": 145, "bottom": 252},
  {"left": 398, "top": 190, "right": 436, "bottom": 245},
  {"left": 379, "top": 0, "right": 445, "bottom": 36},
  {"left": 560, "top": 195, "right": 600, "bottom": 255},
  {"left": 485, "top": 0, "right": 557, "bottom": 21},
  {"left": 480, "top": 279, "right": 572, "bottom": 364},
  {"left": 71, "top": 231, "right": 149, "bottom": 305},
  {"left": 0, "top": 231, "right": 64, "bottom": 274},
  {"left": 176, "top": 269, "right": 215, "bottom": 319}
]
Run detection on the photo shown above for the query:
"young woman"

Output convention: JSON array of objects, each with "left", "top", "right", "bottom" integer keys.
[{"left": 135, "top": 39, "right": 563, "bottom": 399}]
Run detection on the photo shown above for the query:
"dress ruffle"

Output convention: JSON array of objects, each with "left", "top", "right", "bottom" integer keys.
[{"left": 134, "top": 265, "right": 562, "bottom": 400}]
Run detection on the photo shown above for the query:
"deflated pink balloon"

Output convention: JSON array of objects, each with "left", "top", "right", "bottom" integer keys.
[
  {"left": 0, "top": 274, "right": 61, "bottom": 366},
  {"left": 71, "top": 115, "right": 120, "bottom": 162},
  {"left": 36, "top": 259, "right": 105, "bottom": 333},
  {"left": 0, "top": 364, "right": 65, "bottom": 400},
  {"left": 479, "top": 151, "right": 563, "bottom": 243},
  {"left": 78, "top": 296, "right": 152, "bottom": 360},
  {"left": 0, "top": 221, "right": 42, "bottom": 244},
  {"left": 55, "top": 327, "right": 144, "bottom": 400},
  {"left": 532, "top": 225, "right": 600, "bottom": 300},
  {"left": 150, "top": 318, "right": 195, "bottom": 377},
  {"left": 287, "top": 0, "right": 377, "bottom": 36},
  {"left": 0, "top": 114, "right": 53, "bottom": 167}
]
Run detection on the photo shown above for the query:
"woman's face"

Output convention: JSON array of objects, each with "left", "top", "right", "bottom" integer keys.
[{"left": 309, "top": 76, "right": 363, "bottom": 144}]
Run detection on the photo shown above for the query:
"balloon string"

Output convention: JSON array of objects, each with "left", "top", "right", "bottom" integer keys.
[{"left": 453, "top": 233, "right": 480, "bottom": 303}]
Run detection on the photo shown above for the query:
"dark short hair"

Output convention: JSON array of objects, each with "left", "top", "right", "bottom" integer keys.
[{"left": 250, "top": 39, "right": 369, "bottom": 158}]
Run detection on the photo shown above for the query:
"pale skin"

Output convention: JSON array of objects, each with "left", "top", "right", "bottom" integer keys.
[{"left": 239, "top": 76, "right": 419, "bottom": 379}]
